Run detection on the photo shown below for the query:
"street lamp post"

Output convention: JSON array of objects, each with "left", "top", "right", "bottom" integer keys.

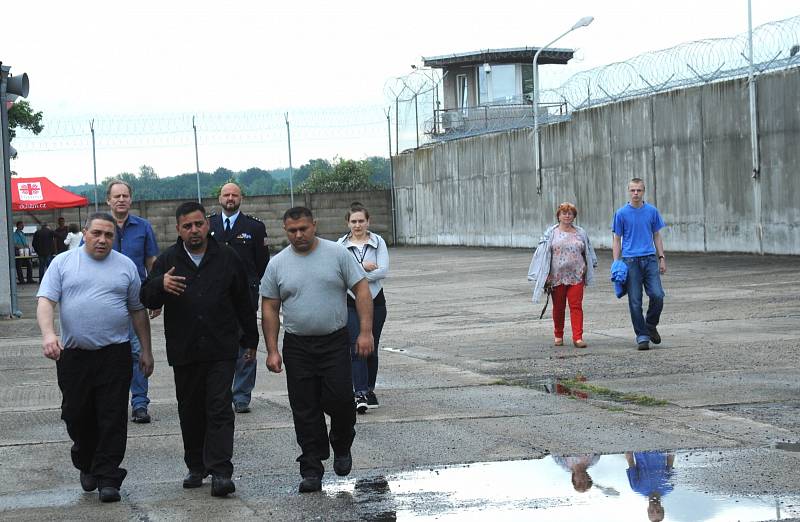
[
  {"left": 533, "top": 15, "right": 593, "bottom": 194},
  {"left": 1, "top": 65, "right": 30, "bottom": 318}
]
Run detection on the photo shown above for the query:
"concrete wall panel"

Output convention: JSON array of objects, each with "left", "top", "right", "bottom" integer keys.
[
  {"left": 458, "top": 176, "right": 486, "bottom": 245},
  {"left": 701, "top": 79, "right": 757, "bottom": 252},
  {"left": 394, "top": 187, "right": 417, "bottom": 243},
  {"left": 438, "top": 179, "right": 463, "bottom": 245},
  {"left": 457, "top": 137, "right": 484, "bottom": 181},
  {"left": 608, "top": 97, "right": 656, "bottom": 210},
  {"left": 758, "top": 70, "right": 800, "bottom": 254},
  {"left": 392, "top": 153, "right": 417, "bottom": 243},
  {"left": 393, "top": 152, "right": 416, "bottom": 188},
  {"left": 509, "top": 129, "right": 538, "bottom": 247},
  {"left": 434, "top": 145, "right": 460, "bottom": 243},
  {"left": 414, "top": 182, "right": 438, "bottom": 245},
  {"left": 482, "top": 133, "right": 512, "bottom": 246},
  {"left": 571, "top": 109, "right": 614, "bottom": 249},
  {"left": 455, "top": 137, "right": 486, "bottom": 244},
  {"left": 652, "top": 87, "right": 706, "bottom": 252},
  {"left": 540, "top": 121, "right": 577, "bottom": 232}
]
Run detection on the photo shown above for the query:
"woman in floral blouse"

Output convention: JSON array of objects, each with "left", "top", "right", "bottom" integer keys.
[{"left": 528, "top": 202, "right": 597, "bottom": 348}]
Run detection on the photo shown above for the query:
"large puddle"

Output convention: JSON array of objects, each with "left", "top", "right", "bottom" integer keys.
[{"left": 327, "top": 453, "right": 800, "bottom": 521}]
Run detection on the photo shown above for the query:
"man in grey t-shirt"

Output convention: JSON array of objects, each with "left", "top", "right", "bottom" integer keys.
[
  {"left": 36, "top": 213, "right": 153, "bottom": 503},
  {"left": 261, "top": 206, "right": 373, "bottom": 493}
]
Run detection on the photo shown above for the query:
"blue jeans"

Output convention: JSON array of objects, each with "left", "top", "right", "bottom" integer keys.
[
  {"left": 347, "top": 305, "right": 387, "bottom": 394},
  {"left": 232, "top": 286, "right": 259, "bottom": 406},
  {"left": 129, "top": 323, "right": 150, "bottom": 410},
  {"left": 232, "top": 346, "right": 257, "bottom": 406},
  {"left": 624, "top": 255, "right": 665, "bottom": 343}
]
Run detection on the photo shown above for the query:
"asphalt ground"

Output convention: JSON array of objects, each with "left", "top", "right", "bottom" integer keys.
[{"left": 1, "top": 246, "right": 799, "bottom": 520}]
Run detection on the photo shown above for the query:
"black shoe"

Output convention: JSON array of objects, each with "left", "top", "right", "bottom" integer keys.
[
  {"left": 299, "top": 476, "right": 322, "bottom": 493},
  {"left": 131, "top": 408, "right": 151, "bottom": 423},
  {"left": 183, "top": 470, "right": 207, "bottom": 489},
  {"left": 234, "top": 403, "right": 251, "bottom": 414},
  {"left": 211, "top": 475, "right": 236, "bottom": 497},
  {"left": 355, "top": 394, "right": 368, "bottom": 414},
  {"left": 99, "top": 486, "right": 120, "bottom": 503},
  {"left": 637, "top": 341, "right": 650, "bottom": 351},
  {"left": 333, "top": 452, "right": 352, "bottom": 477},
  {"left": 648, "top": 325, "right": 661, "bottom": 344},
  {"left": 80, "top": 471, "right": 97, "bottom": 492},
  {"left": 366, "top": 391, "right": 379, "bottom": 409}
]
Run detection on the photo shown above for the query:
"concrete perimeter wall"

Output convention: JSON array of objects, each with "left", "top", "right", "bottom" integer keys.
[
  {"left": 393, "top": 67, "right": 800, "bottom": 254},
  {"left": 12, "top": 190, "right": 394, "bottom": 253}
]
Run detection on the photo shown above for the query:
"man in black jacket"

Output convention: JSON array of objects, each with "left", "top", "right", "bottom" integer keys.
[
  {"left": 32, "top": 222, "right": 56, "bottom": 280},
  {"left": 140, "top": 201, "right": 257, "bottom": 498}
]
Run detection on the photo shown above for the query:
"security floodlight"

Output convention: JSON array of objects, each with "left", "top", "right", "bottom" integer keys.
[{"left": 572, "top": 16, "right": 594, "bottom": 30}]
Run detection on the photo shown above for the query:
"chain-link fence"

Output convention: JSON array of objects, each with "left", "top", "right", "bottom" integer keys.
[{"left": 391, "top": 15, "right": 800, "bottom": 145}]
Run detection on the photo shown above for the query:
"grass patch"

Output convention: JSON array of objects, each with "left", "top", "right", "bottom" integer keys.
[{"left": 559, "top": 378, "right": 668, "bottom": 406}]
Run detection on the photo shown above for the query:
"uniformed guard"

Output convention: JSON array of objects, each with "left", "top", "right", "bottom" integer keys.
[{"left": 208, "top": 182, "right": 270, "bottom": 413}]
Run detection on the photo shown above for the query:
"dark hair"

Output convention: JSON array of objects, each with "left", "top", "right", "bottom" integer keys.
[
  {"left": 175, "top": 201, "right": 206, "bottom": 221},
  {"left": 68, "top": 223, "right": 80, "bottom": 234},
  {"left": 106, "top": 179, "right": 133, "bottom": 198},
  {"left": 283, "top": 206, "right": 314, "bottom": 222},
  {"left": 345, "top": 201, "right": 370, "bottom": 221},
  {"left": 84, "top": 212, "right": 116, "bottom": 230},
  {"left": 15, "top": 221, "right": 23, "bottom": 227}
]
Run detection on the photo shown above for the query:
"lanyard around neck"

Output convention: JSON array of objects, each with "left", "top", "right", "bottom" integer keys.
[{"left": 350, "top": 244, "right": 368, "bottom": 265}]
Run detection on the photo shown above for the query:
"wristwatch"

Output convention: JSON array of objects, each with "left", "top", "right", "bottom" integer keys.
[{"left": 658, "top": 255, "right": 665, "bottom": 260}]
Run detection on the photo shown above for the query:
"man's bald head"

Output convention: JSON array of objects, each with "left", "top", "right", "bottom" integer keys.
[{"left": 219, "top": 182, "right": 243, "bottom": 215}]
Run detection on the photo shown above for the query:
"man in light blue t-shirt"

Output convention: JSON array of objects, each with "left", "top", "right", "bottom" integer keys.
[
  {"left": 612, "top": 177, "right": 667, "bottom": 350},
  {"left": 36, "top": 213, "right": 153, "bottom": 503}
]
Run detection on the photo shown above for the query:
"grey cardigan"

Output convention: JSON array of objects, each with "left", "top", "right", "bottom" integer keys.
[{"left": 527, "top": 224, "right": 598, "bottom": 303}]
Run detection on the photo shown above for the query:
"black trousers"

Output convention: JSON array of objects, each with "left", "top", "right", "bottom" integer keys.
[
  {"left": 56, "top": 343, "right": 132, "bottom": 489},
  {"left": 15, "top": 257, "right": 32, "bottom": 283},
  {"left": 173, "top": 359, "right": 236, "bottom": 478},
  {"left": 283, "top": 327, "right": 356, "bottom": 478}
]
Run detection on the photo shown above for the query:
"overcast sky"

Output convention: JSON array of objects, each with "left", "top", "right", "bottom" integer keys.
[{"left": 6, "top": 0, "right": 798, "bottom": 187}]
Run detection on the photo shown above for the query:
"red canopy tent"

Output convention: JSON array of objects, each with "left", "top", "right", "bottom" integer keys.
[{"left": 11, "top": 176, "right": 89, "bottom": 211}]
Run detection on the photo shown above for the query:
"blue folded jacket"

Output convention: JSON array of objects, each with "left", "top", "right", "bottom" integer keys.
[{"left": 610, "top": 260, "right": 628, "bottom": 299}]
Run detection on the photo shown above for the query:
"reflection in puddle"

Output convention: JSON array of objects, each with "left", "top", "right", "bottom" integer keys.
[
  {"left": 537, "top": 375, "right": 589, "bottom": 399},
  {"left": 328, "top": 453, "right": 800, "bottom": 521}
]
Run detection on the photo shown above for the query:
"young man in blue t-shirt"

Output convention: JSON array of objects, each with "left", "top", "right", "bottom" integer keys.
[{"left": 612, "top": 178, "right": 667, "bottom": 350}]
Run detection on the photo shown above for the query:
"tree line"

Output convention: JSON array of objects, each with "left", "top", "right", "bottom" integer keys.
[{"left": 63, "top": 157, "right": 391, "bottom": 203}]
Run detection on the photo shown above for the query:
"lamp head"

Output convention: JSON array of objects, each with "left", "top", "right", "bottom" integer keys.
[{"left": 572, "top": 16, "right": 594, "bottom": 30}]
